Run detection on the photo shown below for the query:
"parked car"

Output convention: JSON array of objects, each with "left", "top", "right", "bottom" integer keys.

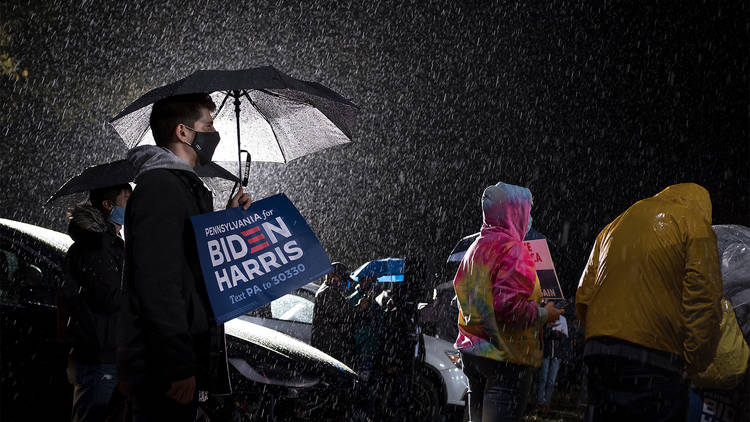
[
  {"left": 242, "top": 281, "right": 468, "bottom": 420},
  {"left": 0, "top": 218, "right": 356, "bottom": 422}
]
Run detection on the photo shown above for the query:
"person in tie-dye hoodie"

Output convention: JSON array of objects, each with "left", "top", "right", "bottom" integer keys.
[{"left": 454, "top": 182, "right": 563, "bottom": 422}]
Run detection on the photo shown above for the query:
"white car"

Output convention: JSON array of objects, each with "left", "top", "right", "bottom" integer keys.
[{"left": 241, "top": 282, "right": 468, "bottom": 419}]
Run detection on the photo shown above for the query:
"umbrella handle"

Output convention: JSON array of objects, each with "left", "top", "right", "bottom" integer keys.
[
  {"left": 241, "top": 149, "right": 251, "bottom": 187},
  {"left": 233, "top": 91, "right": 242, "bottom": 184},
  {"left": 227, "top": 150, "right": 252, "bottom": 204}
]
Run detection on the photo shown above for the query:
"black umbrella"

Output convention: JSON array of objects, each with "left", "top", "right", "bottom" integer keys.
[
  {"left": 446, "top": 228, "right": 548, "bottom": 263},
  {"left": 44, "top": 159, "right": 239, "bottom": 206},
  {"left": 109, "top": 66, "right": 358, "bottom": 181}
]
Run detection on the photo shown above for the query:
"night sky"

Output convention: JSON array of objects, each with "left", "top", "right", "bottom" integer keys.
[{"left": 1, "top": 1, "right": 748, "bottom": 299}]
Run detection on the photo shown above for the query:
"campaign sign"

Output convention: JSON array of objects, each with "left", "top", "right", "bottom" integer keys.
[
  {"left": 191, "top": 193, "right": 332, "bottom": 324},
  {"left": 523, "top": 239, "right": 564, "bottom": 300}
]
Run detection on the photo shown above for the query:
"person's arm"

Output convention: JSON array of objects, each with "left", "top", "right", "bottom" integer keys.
[
  {"left": 575, "top": 232, "right": 602, "bottom": 330},
  {"left": 127, "top": 172, "right": 196, "bottom": 384},
  {"left": 60, "top": 249, "right": 97, "bottom": 337},
  {"left": 491, "top": 242, "right": 543, "bottom": 330},
  {"left": 80, "top": 245, "right": 122, "bottom": 314},
  {"left": 681, "top": 218, "right": 723, "bottom": 376}
]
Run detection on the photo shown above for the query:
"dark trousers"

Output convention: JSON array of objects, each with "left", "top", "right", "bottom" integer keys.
[
  {"left": 66, "top": 359, "right": 118, "bottom": 422},
  {"left": 461, "top": 353, "right": 533, "bottom": 422},
  {"left": 584, "top": 355, "right": 688, "bottom": 422}
]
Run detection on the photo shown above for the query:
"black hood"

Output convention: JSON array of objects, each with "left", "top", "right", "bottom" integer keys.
[{"left": 67, "top": 203, "right": 115, "bottom": 244}]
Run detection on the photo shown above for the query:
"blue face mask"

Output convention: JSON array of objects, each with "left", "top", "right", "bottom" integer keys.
[{"left": 109, "top": 205, "right": 125, "bottom": 226}]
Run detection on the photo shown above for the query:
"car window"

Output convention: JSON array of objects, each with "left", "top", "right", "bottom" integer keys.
[
  {"left": 0, "top": 246, "right": 56, "bottom": 307},
  {"left": 0, "top": 249, "right": 20, "bottom": 300},
  {"left": 246, "top": 303, "right": 272, "bottom": 319},
  {"left": 270, "top": 294, "right": 314, "bottom": 324}
]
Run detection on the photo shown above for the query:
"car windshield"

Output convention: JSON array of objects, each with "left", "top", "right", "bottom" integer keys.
[{"left": 270, "top": 294, "right": 314, "bottom": 323}]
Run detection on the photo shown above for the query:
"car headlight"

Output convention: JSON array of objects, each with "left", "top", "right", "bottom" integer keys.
[
  {"left": 228, "top": 358, "right": 320, "bottom": 388},
  {"left": 444, "top": 350, "right": 462, "bottom": 368}
]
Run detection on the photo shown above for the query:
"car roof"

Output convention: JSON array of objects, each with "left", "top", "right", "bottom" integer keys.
[{"left": 0, "top": 218, "right": 73, "bottom": 254}]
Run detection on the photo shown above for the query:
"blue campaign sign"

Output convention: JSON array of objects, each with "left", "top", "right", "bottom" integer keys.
[{"left": 190, "top": 193, "right": 332, "bottom": 324}]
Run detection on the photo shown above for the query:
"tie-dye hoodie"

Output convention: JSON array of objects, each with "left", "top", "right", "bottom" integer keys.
[{"left": 454, "top": 182, "right": 547, "bottom": 367}]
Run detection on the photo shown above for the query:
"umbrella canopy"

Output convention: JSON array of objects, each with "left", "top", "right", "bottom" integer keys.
[
  {"left": 45, "top": 159, "right": 239, "bottom": 205},
  {"left": 446, "top": 227, "right": 547, "bottom": 263},
  {"left": 713, "top": 224, "right": 750, "bottom": 337},
  {"left": 109, "top": 66, "right": 358, "bottom": 177},
  {"left": 351, "top": 258, "right": 405, "bottom": 283}
]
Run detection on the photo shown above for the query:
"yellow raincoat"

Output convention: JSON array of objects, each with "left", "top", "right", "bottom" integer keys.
[{"left": 576, "top": 183, "right": 723, "bottom": 375}]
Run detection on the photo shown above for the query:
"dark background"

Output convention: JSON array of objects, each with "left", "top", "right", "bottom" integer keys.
[{"left": 1, "top": 1, "right": 748, "bottom": 300}]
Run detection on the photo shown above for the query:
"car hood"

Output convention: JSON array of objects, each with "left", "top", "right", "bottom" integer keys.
[{"left": 225, "top": 318, "right": 357, "bottom": 387}]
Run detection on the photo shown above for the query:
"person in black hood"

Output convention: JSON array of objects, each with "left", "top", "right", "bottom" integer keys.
[
  {"left": 61, "top": 183, "right": 131, "bottom": 422},
  {"left": 311, "top": 262, "right": 354, "bottom": 365},
  {"left": 117, "top": 93, "right": 251, "bottom": 421}
]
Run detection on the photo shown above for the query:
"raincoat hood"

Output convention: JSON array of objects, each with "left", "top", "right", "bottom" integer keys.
[
  {"left": 67, "top": 203, "right": 115, "bottom": 244},
  {"left": 653, "top": 183, "right": 712, "bottom": 224},
  {"left": 481, "top": 182, "right": 532, "bottom": 241},
  {"left": 127, "top": 145, "right": 196, "bottom": 180}
]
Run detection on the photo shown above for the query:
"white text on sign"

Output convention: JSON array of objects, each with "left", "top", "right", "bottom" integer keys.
[{"left": 206, "top": 216, "right": 304, "bottom": 292}]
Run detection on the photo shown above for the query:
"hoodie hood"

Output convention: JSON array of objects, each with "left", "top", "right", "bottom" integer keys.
[
  {"left": 127, "top": 145, "right": 196, "bottom": 180},
  {"left": 653, "top": 183, "right": 712, "bottom": 224},
  {"left": 67, "top": 203, "right": 110, "bottom": 243},
  {"left": 481, "top": 182, "right": 533, "bottom": 241}
]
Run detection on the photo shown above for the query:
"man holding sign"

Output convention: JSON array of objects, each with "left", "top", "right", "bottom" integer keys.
[{"left": 118, "top": 93, "right": 251, "bottom": 420}]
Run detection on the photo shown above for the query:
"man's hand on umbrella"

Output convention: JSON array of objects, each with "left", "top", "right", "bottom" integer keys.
[{"left": 228, "top": 187, "right": 252, "bottom": 210}]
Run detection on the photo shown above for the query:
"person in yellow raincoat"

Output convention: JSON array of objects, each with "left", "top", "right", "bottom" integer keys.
[{"left": 576, "top": 183, "right": 723, "bottom": 422}]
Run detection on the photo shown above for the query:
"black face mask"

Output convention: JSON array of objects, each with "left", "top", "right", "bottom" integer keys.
[{"left": 185, "top": 126, "right": 220, "bottom": 165}]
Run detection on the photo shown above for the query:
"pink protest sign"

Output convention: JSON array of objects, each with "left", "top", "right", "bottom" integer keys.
[{"left": 523, "top": 239, "right": 564, "bottom": 300}]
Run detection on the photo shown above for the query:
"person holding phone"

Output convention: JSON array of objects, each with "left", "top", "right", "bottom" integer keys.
[{"left": 454, "top": 182, "right": 563, "bottom": 422}]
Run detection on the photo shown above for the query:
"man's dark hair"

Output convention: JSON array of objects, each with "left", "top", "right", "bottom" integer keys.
[
  {"left": 149, "top": 93, "right": 217, "bottom": 147},
  {"left": 89, "top": 184, "right": 132, "bottom": 213}
]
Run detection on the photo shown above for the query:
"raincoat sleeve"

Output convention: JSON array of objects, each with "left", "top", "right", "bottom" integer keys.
[
  {"left": 491, "top": 242, "right": 540, "bottom": 330},
  {"left": 127, "top": 174, "right": 196, "bottom": 382},
  {"left": 681, "top": 217, "right": 723, "bottom": 375},
  {"left": 576, "top": 231, "right": 602, "bottom": 329}
]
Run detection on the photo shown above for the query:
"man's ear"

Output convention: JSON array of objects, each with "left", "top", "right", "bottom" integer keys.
[{"left": 174, "top": 123, "right": 191, "bottom": 144}]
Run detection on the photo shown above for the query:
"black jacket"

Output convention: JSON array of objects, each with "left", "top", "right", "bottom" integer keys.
[
  {"left": 117, "top": 162, "right": 230, "bottom": 395},
  {"left": 61, "top": 204, "right": 123, "bottom": 363},
  {"left": 311, "top": 283, "right": 354, "bottom": 364}
]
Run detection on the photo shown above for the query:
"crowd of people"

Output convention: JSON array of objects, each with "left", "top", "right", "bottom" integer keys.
[
  {"left": 57, "top": 89, "right": 749, "bottom": 422},
  {"left": 453, "top": 181, "right": 749, "bottom": 422},
  {"left": 311, "top": 263, "right": 421, "bottom": 421}
]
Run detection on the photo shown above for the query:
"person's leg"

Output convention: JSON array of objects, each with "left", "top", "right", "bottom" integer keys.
[
  {"left": 67, "top": 360, "right": 118, "bottom": 422},
  {"left": 460, "top": 353, "right": 486, "bottom": 422},
  {"left": 352, "top": 356, "right": 374, "bottom": 422},
  {"left": 68, "top": 359, "right": 91, "bottom": 422},
  {"left": 544, "top": 358, "right": 561, "bottom": 405},
  {"left": 584, "top": 355, "right": 687, "bottom": 422},
  {"left": 537, "top": 358, "right": 550, "bottom": 404},
  {"left": 481, "top": 363, "right": 533, "bottom": 422}
]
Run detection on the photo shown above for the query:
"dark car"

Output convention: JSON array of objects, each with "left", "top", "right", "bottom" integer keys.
[{"left": 0, "top": 218, "right": 357, "bottom": 421}]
